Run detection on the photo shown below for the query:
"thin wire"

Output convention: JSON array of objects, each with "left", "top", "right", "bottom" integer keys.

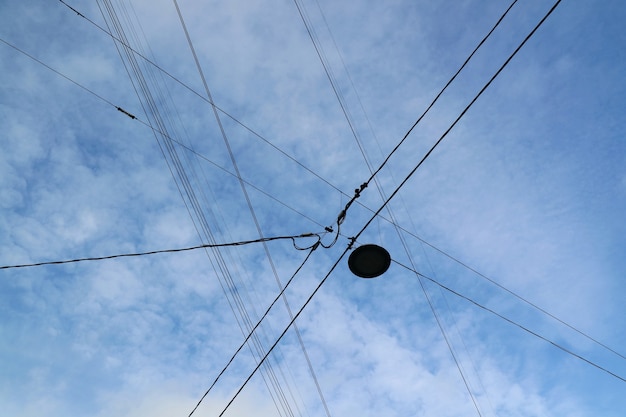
[
  {"left": 348, "top": 0, "right": 566, "bottom": 252},
  {"left": 217, "top": 240, "right": 353, "bottom": 417},
  {"left": 171, "top": 4, "right": 330, "bottom": 417},
  {"left": 309, "top": 1, "right": 522, "bottom": 411},
  {"left": 216, "top": 2, "right": 572, "bottom": 414},
  {"left": 413, "top": 268, "right": 483, "bottom": 415},
  {"left": 0, "top": 38, "right": 117, "bottom": 109},
  {"left": 23, "top": 0, "right": 626, "bottom": 390},
  {"left": 393, "top": 260, "right": 626, "bottom": 384},
  {"left": 410, "top": 232, "right": 626, "bottom": 362},
  {"left": 367, "top": 0, "right": 520, "bottom": 186},
  {"left": 95, "top": 5, "right": 304, "bottom": 414},
  {"left": 419, "top": 237, "right": 497, "bottom": 416},
  {"left": 57, "top": 0, "right": 343, "bottom": 199},
  {"left": 0, "top": 36, "right": 327, "bottom": 232},
  {"left": 187, "top": 241, "right": 320, "bottom": 417},
  {"left": 0, "top": 233, "right": 319, "bottom": 270},
  {"left": 7, "top": 12, "right": 622, "bottom": 368},
  {"left": 292, "top": 0, "right": 371, "bottom": 173},
  {"left": 336, "top": 0, "right": 520, "bottom": 222},
  {"left": 327, "top": 17, "right": 580, "bottom": 407},
  {"left": 53, "top": 0, "right": 403, "bottom": 232}
]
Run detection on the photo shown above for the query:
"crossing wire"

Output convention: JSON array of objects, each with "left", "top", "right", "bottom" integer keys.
[
  {"left": 4, "top": 23, "right": 623, "bottom": 368},
  {"left": 392, "top": 260, "right": 626, "bottom": 384},
  {"left": 187, "top": 242, "right": 321, "bottom": 417},
  {"left": 6, "top": 4, "right": 625, "bottom": 413},
  {"left": 6, "top": 0, "right": 622, "bottom": 394},
  {"left": 295, "top": 1, "right": 519, "bottom": 414},
  {"left": 97, "top": 1, "right": 300, "bottom": 415},
  {"left": 169, "top": 2, "right": 334, "bottom": 417},
  {"left": 58, "top": 0, "right": 344, "bottom": 200},
  {"left": 215, "top": 0, "right": 567, "bottom": 415},
  {"left": 0, "top": 233, "right": 321, "bottom": 270}
]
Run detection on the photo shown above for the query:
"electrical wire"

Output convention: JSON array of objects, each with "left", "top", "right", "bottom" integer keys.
[
  {"left": 57, "top": 0, "right": 344, "bottom": 200},
  {"left": 0, "top": 37, "right": 326, "bottom": 231},
  {"left": 392, "top": 259, "right": 626, "bottom": 385},
  {"left": 346, "top": 0, "right": 565, "bottom": 249},
  {"left": 8, "top": 3, "right": 621, "bottom": 416},
  {"left": 14, "top": 0, "right": 624, "bottom": 392},
  {"left": 6, "top": 11, "right": 622, "bottom": 369},
  {"left": 216, "top": 1, "right": 567, "bottom": 414},
  {"left": 0, "top": 37, "right": 118, "bottom": 110},
  {"left": 216, "top": 237, "right": 353, "bottom": 417},
  {"left": 335, "top": 0, "right": 520, "bottom": 222},
  {"left": 5, "top": 3, "right": 606, "bottom": 416},
  {"left": 97, "top": 2, "right": 300, "bottom": 414},
  {"left": 292, "top": 0, "right": 370, "bottom": 173},
  {"left": 412, "top": 265, "right": 484, "bottom": 416},
  {"left": 171, "top": 3, "right": 332, "bottom": 416},
  {"left": 187, "top": 241, "right": 320, "bottom": 417},
  {"left": 0, "top": 233, "right": 320, "bottom": 270},
  {"left": 303, "top": 1, "right": 520, "bottom": 412},
  {"left": 420, "top": 240, "right": 498, "bottom": 416}
]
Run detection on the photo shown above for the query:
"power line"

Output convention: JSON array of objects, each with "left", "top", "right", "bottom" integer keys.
[
  {"left": 346, "top": 0, "right": 565, "bottom": 245},
  {"left": 0, "top": 37, "right": 118, "bottom": 109},
  {"left": 0, "top": 233, "right": 320, "bottom": 270},
  {"left": 97, "top": 2, "right": 306, "bottom": 414},
  {"left": 16, "top": 6, "right": 626, "bottom": 414},
  {"left": 19, "top": 0, "right": 624, "bottom": 382},
  {"left": 8, "top": 2, "right": 620, "bottom": 415},
  {"left": 171, "top": 3, "right": 334, "bottom": 417},
  {"left": 311, "top": 1, "right": 521, "bottom": 413},
  {"left": 292, "top": 0, "right": 371, "bottom": 174},
  {"left": 6, "top": 18, "right": 621, "bottom": 370},
  {"left": 57, "top": 0, "right": 345, "bottom": 199},
  {"left": 403, "top": 226, "right": 626, "bottom": 362},
  {"left": 216, "top": 1, "right": 566, "bottom": 414},
  {"left": 393, "top": 260, "right": 626, "bottom": 385},
  {"left": 0, "top": 35, "right": 328, "bottom": 230},
  {"left": 58, "top": 0, "right": 346, "bottom": 236},
  {"left": 335, "top": 0, "right": 520, "bottom": 224},
  {"left": 187, "top": 242, "right": 320, "bottom": 417},
  {"left": 216, "top": 237, "right": 354, "bottom": 417}
]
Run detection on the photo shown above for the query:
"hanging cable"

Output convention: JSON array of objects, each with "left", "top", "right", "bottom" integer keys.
[
  {"left": 216, "top": 237, "right": 353, "bottom": 417},
  {"left": 334, "top": 0, "right": 520, "bottom": 227},
  {"left": 171, "top": 3, "right": 333, "bottom": 417},
  {"left": 187, "top": 241, "right": 320, "bottom": 417},
  {"left": 300, "top": 1, "right": 521, "bottom": 410},
  {"left": 411, "top": 264, "right": 483, "bottom": 416},
  {"left": 292, "top": 0, "right": 371, "bottom": 172},
  {"left": 215, "top": 2, "right": 566, "bottom": 414},
  {"left": 6, "top": 14, "right": 622, "bottom": 369},
  {"left": 393, "top": 260, "right": 626, "bottom": 384},
  {"left": 0, "top": 37, "right": 120, "bottom": 110},
  {"left": 58, "top": 0, "right": 347, "bottom": 201},
  {"left": 297, "top": 22, "right": 520, "bottom": 401},
  {"left": 419, "top": 236, "right": 497, "bottom": 416},
  {"left": 10, "top": 4, "right": 619, "bottom": 415},
  {"left": 6, "top": 29, "right": 624, "bottom": 402},
  {"left": 0, "top": 37, "right": 326, "bottom": 233},
  {"left": 346, "top": 0, "right": 565, "bottom": 248},
  {"left": 98, "top": 2, "right": 300, "bottom": 414},
  {"left": 0, "top": 233, "right": 320, "bottom": 270}
]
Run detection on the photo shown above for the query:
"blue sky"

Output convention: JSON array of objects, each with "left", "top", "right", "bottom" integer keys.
[{"left": 1, "top": 0, "right": 625, "bottom": 416}]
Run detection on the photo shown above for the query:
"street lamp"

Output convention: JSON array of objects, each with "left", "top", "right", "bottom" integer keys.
[{"left": 348, "top": 244, "right": 391, "bottom": 278}]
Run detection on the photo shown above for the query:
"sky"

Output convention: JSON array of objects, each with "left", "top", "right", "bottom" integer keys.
[{"left": 1, "top": 0, "right": 625, "bottom": 416}]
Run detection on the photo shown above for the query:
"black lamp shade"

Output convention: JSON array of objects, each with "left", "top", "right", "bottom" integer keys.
[{"left": 348, "top": 244, "right": 391, "bottom": 278}]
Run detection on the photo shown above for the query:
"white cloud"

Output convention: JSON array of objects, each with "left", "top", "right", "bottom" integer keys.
[{"left": 1, "top": 0, "right": 625, "bottom": 416}]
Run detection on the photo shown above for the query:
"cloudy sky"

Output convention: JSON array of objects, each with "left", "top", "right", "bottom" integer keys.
[{"left": 1, "top": 0, "right": 625, "bottom": 416}]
